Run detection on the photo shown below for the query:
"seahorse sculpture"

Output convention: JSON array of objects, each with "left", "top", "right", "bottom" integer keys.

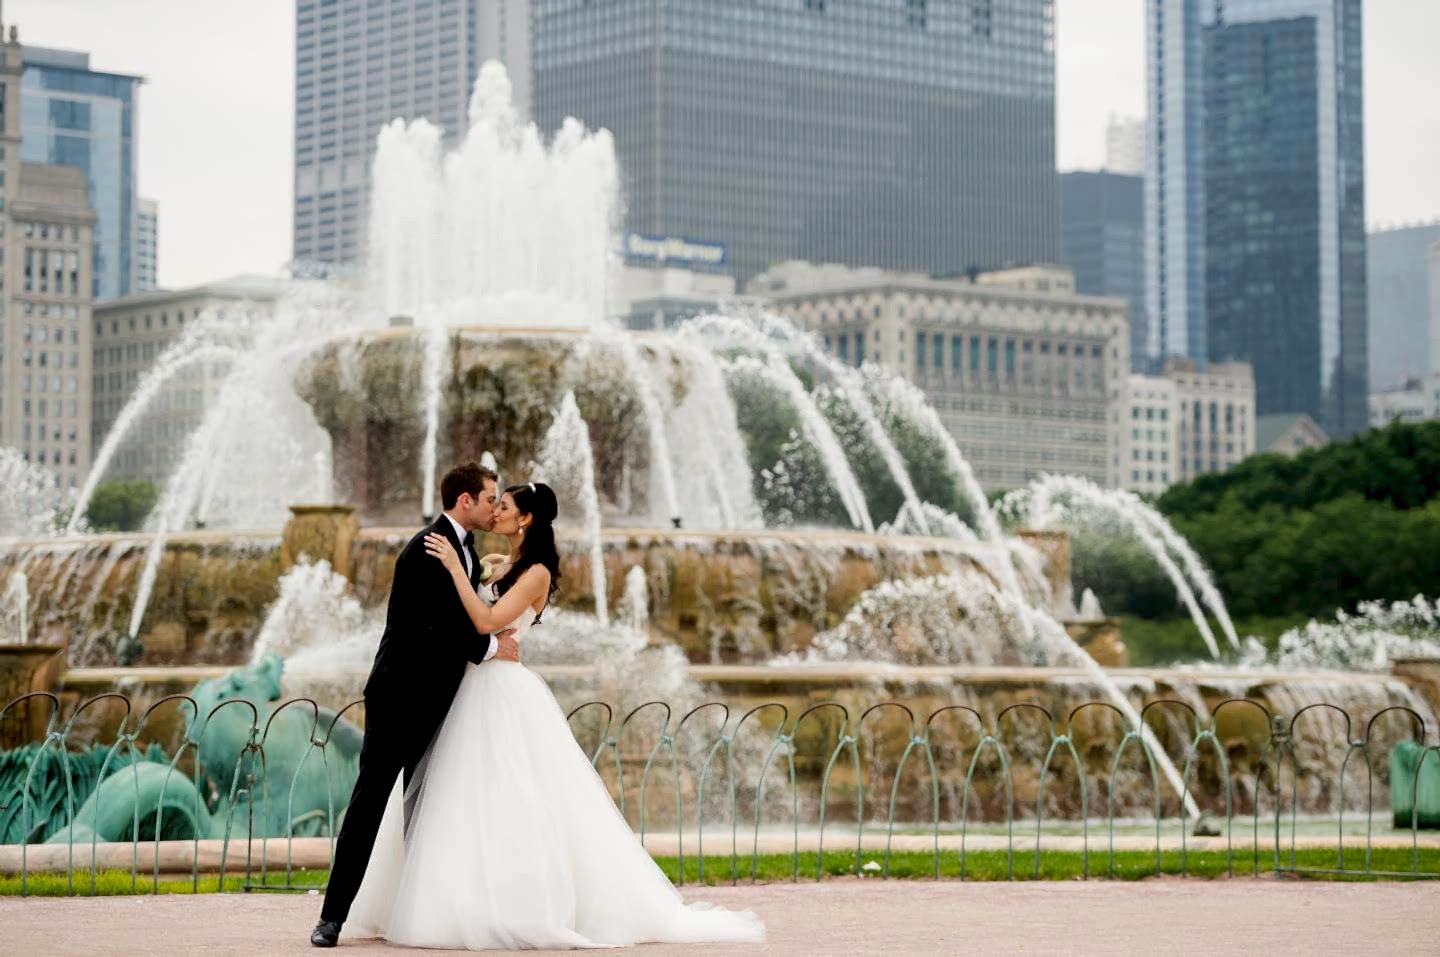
[{"left": 0, "top": 653, "right": 363, "bottom": 845}]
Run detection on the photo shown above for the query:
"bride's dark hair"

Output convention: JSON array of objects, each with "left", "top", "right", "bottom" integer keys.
[{"left": 494, "top": 482, "right": 561, "bottom": 611}]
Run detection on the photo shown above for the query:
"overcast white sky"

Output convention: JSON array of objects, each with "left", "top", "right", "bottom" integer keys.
[{"left": 11, "top": 0, "right": 1440, "bottom": 289}]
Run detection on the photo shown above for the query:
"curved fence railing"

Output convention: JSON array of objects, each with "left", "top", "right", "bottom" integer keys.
[{"left": 1, "top": 692, "right": 1437, "bottom": 896}]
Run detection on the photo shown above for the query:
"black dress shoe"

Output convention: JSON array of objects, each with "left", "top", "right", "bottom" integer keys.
[{"left": 311, "top": 920, "right": 342, "bottom": 947}]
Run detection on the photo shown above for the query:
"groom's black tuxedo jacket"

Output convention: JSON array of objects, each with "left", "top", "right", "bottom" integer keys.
[{"left": 362, "top": 516, "right": 492, "bottom": 711}]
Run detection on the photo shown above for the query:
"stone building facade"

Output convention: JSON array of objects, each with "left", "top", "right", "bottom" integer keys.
[
  {"left": 752, "top": 262, "right": 1129, "bottom": 491},
  {"left": 91, "top": 276, "right": 282, "bottom": 484}
]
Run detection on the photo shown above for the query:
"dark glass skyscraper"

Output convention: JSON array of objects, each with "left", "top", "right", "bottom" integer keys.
[
  {"left": 532, "top": 0, "right": 1057, "bottom": 284},
  {"left": 1203, "top": 17, "right": 1324, "bottom": 421},
  {"left": 1148, "top": 0, "right": 1368, "bottom": 436},
  {"left": 1059, "top": 171, "right": 1147, "bottom": 367}
]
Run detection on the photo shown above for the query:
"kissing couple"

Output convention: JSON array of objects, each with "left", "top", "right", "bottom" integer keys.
[{"left": 310, "top": 462, "right": 765, "bottom": 949}]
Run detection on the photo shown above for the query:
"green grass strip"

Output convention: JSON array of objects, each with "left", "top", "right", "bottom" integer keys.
[{"left": 3, "top": 847, "right": 1438, "bottom": 896}]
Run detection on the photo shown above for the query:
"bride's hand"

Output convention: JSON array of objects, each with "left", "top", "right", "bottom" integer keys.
[{"left": 423, "top": 533, "right": 465, "bottom": 575}]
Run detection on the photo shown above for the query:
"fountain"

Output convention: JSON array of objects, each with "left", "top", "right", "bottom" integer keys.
[
  {"left": 538, "top": 391, "right": 610, "bottom": 625},
  {"left": 1, "top": 62, "right": 1437, "bottom": 845}
]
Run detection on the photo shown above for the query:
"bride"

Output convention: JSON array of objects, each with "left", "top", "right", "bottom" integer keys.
[{"left": 345, "top": 481, "right": 765, "bottom": 950}]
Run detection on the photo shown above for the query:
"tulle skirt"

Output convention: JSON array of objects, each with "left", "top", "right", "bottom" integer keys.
[{"left": 346, "top": 660, "right": 765, "bottom": 950}]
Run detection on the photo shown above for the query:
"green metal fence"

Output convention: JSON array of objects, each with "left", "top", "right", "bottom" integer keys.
[{"left": 1, "top": 691, "right": 1437, "bottom": 896}]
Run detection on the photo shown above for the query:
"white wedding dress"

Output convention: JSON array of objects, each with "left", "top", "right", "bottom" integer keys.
[{"left": 345, "top": 582, "right": 765, "bottom": 950}]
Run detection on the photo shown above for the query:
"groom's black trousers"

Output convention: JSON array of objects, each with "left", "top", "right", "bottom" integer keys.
[{"left": 320, "top": 699, "right": 438, "bottom": 924}]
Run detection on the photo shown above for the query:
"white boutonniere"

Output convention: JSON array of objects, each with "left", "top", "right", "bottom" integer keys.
[{"left": 479, "top": 560, "right": 494, "bottom": 583}]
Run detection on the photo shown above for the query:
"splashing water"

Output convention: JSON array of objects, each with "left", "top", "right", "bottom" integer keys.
[
  {"left": 742, "top": 310, "right": 931, "bottom": 533},
  {"left": 597, "top": 336, "right": 682, "bottom": 526},
  {"left": 1004, "top": 474, "right": 1237, "bottom": 657},
  {"left": 806, "top": 572, "right": 1201, "bottom": 817},
  {"left": 68, "top": 341, "right": 242, "bottom": 534},
  {"left": 418, "top": 326, "right": 450, "bottom": 519},
  {"left": 0, "top": 572, "right": 28, "bottom": 643},
  {"left": 618, "top": 565, "right": 650, "bottom": 631},
  {"left": 1245, "top": 596, "right": 1440, "bottom": 672},
  {"left": 661, "top": 340, "right": 763, "bottom": 529},
  {"left": 539, "top": 392, "right": 609, "bottom": 624},
  {"left": 367, "top": 62, "right": 617, "bottom": 328},
  {"left": 716, "top": 351, "right": 874, "bottom": 532},
  {"left": 879, "top": 375, "right": 1019, "bottom": 595},
  {"left": 0, "top": 449, "right": 64, "bottom": 539}
]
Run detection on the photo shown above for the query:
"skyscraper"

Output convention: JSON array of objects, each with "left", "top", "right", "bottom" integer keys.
[
  {"left": 293, "top": 0, "right": 515, "bottom": 268},
  {"left": 1366, "top": 223, "right": 1440, "bottom": 390},
  {"left": 135, "top": 197, "right": 157, "bottom": 292},
  {"left": 1105, "top": 115, "right": 1146, "bottom": 175},
  {"left": 532, "top": 0, "right": 1058, "bottom": 284},
  {"left": 0, "top": 26, "right": 98, "bottom": 493},
  {"left": 19, "top": 46, "right": 141, "bottom": 301},
  {"left": 1059, "top": 171, "right": 1147, "bottom": 366},
  {"left": 1145, "top": 0, "right": 1207, "bottom": 364},
  {"left": 1146, "top": 0, "right": 1367, "bottom": 436}
]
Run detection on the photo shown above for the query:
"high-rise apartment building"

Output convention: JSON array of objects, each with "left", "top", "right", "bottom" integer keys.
[
  {"left": 753, "top": 262, "right": 1128, "bottom": 491},
  {"left": 532, "top": 0, "right": 1058, "bottom": 284},
  {"left": 1146, "top": 0, "right": 1366, "bottom": 436},
  {"left": 0, "top": 25, "right": 98, "bottom": 494},
  {"left": 19, "top": 45, "right": 141, "bottom": 301}
]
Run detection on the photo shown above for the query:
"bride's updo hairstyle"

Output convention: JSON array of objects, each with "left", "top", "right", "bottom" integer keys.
[{"left": 496, "top": 481, "right": 561, "bottom": 607}]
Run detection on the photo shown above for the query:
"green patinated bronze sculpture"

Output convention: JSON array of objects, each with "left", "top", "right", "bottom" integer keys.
[{"left": 0, "top": 653, "right": 364, "bottom": 846}]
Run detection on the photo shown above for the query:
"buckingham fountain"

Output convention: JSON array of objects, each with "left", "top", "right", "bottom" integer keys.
[{"left": 1, "top": 65, "right": 1438, "bottom": 852}]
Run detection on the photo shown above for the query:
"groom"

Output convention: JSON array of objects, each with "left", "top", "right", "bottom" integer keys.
[{"left": 312, "top": 462, "right": 521, "bottom": 948}]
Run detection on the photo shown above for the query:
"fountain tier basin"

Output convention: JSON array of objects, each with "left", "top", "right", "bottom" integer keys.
[
  {"left": 299, "top": 327, "right": 716, "bottom": 526},
  {"left": 1, "top": 521, "right": 1053, "bottom": 668}
]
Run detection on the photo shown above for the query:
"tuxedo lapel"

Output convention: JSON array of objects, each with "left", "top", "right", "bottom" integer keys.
[
  {"left": 436, "top": 514, "right": 482, "bottom": 589},
  {"left": 466, "top": 540, "right": 481, "bottom": 591}
]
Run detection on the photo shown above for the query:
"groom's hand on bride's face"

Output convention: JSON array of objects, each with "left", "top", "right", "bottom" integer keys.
[{"left": 494, "top": 631, "right": 521, "bottom": 663}]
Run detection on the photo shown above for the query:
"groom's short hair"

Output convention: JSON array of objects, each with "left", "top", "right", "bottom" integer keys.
[{"left": 440, "top": 462, "right": 498, "bottom": 509}]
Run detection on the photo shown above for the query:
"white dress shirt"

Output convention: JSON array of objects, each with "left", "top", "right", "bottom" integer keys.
[{"left": 442, "top": 512, "right": 497, "bottom": 661}]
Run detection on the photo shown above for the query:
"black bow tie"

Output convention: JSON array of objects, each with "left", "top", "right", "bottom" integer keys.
[{"left": 462, "top": 531, "right": 475, "bottom": 548}]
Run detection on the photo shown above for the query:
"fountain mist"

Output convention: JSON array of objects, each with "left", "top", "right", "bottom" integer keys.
[{"left": 539, "top": 392, "right": 609, "bottom": 625}]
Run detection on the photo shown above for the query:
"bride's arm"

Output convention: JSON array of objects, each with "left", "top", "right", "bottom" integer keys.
[{"left": 423, "top": 533, "right": 549, "bottom": 635}]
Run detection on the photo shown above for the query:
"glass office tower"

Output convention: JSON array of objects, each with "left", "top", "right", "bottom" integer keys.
[
  {"left": 20, "top": 46, "right": 141, "bottom": 301},
  {"left": 532, "top": 0, "right": 1058, "bottom": 284},
  {"left": 1148, "top": 0, "right": 1366, "bottom": 435}
]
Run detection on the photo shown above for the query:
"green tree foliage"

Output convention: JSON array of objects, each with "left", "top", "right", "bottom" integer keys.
[
  {"left": 84, "top": 480, "right": 159, "bottom": 532},
  {"left": 1126, "top": 422, "right": 1440, "bottom": 620},
  {"left": 1070, "top": 529, "right": 1181, "bottom": 620},
  {"left": 1158, "top": 420, "right": 1440, "bottom": 517}
]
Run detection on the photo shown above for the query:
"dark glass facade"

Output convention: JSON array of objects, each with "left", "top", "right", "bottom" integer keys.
[
  {"left": 533, "top": 0, "right": 1057, "bottom": 284},
  {"left": 1059, "top": 171, "right": 1147, "bottom": 368},
  {"left": 1202, "top": 6, "right": 1367, "bottom": 436},
  {"left": 1203, "top": 17, "right": 1321, "bottom": 420}
]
